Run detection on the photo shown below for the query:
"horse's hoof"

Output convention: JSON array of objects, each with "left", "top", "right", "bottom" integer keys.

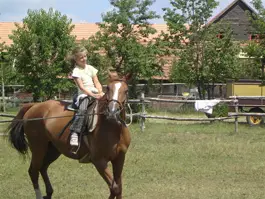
[{"left": 43, "top": 196, "right": 51, "bottom": 199}]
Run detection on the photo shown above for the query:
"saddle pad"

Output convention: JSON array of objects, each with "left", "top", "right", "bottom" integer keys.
[{"left": 88, "top": 101, "right": 98, "bottom": 132}]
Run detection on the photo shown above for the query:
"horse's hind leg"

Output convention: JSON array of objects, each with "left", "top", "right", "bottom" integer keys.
[
  {"left": 28, "top": 140, "right": 49, "bottom": 199},
  {"left": 28, "top": 163, "right": 43, "bottom": 199},
  {"left": 40, "top": 142, "right": 61, "bottom": 199}
]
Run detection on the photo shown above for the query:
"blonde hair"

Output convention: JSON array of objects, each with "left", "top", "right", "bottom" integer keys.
[{"left": 67, "top": 46, "right": 88, "bottom": 67}]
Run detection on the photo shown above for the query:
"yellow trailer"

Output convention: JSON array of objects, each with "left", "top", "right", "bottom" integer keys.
[{"left": 227, "top": 79, "right": 265, "bottom": 125}]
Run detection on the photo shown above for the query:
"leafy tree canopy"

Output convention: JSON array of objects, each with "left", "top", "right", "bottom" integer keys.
[
  {"left": 83, "top": 0, "right": 163, "bottom": 98},
  {"left": 0, "top": 41, "right": 19, "bottom": 92},
  {"left": 161, "top": 0, "right": 240, "bottom": 99},
  {"left": 243, "top": 0, "right": 265, "bottom": 80},
  {"left": 0, "top": 41, "right": 4, "bottom": 53},
  {"left": 8, "top": 8, "right": 76, "bottom": 101}
]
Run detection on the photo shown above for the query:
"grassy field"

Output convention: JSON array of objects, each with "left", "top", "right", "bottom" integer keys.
[{"left": 1, "top": 119, "right": 265, "bottom": 198}]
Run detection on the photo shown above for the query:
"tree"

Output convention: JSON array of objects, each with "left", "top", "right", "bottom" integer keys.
[
  {"left": 0, "top": 42, "right": 4, "bottom": 53},
  {"left": 83, "top": 0, "right": 163, "bottom": 98},
  {"left": 8, "top": 8, "right": 76, "bottom": 101},
  {"left": 162, "top": 0, "right": 240, "bottom": 99},
  {"left": 243, "top": 0, "right": 265, "bottom": 80},
  {"left": 0, "top": 42, "right": 23, "bottom": 87}
]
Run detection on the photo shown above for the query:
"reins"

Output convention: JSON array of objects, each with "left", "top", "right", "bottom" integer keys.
[
  {"left": 6, "top": 80, "right": 132, "bottom": 125},
  {"left": 4, "top": 112, "right": 105, "bottom": 123},
  {"left": 4, "top": 102, "right": 125, "bottom": 123}
]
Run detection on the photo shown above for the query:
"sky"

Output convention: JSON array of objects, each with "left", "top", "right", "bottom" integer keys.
[{"left": 0, "top": 0, "right": 259, "bottom": 24}]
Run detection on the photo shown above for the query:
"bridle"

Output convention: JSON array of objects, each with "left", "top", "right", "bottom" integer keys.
[{"left": 103, "top": 81, "right": 128, "bottom": 126}]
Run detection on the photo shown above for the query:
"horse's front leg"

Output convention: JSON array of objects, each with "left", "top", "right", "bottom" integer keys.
[
  {"left": 92, "top": 159, "right": 114, "bottom": 196},
  {"left": 110, "top": 152, "right": 126, "bottom": 199}
]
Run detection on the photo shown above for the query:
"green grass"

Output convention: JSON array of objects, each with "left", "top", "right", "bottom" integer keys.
[{"left": 1, "top": 121, "right": 265, "bottom": 198}]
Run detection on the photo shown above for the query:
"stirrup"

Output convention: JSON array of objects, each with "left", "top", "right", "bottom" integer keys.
[{"left": 79, "top": 153, "right": 91, "bottom": 163}]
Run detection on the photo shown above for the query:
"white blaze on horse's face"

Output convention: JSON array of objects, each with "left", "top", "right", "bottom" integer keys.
[{"left": 110, "top": 82, "right": 122, "bottom": 112}]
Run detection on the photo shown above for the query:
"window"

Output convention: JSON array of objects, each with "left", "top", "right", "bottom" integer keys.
[
  {"left": 217, "top": 33, "right": 224, "bottom": 39},
  {"left": 249, "top": 34, "right": 260, "bottom": 42}
]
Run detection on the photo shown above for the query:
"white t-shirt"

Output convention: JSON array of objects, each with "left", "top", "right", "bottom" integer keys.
[{"left": 72, "top": 64, "right": 98, "bottom": 95}]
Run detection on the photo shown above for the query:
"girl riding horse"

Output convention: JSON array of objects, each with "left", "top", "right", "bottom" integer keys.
[{"left": 7, "top": 71, "right": 131, "bottom": 199}]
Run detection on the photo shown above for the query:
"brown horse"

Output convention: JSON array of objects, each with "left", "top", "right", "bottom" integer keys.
[{"left": 7, "top": 72, "right": 131, "bottom": 199}]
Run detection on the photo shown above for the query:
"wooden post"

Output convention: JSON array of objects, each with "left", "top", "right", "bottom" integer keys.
[
  {"left": 140, "top": 92, "right": 145, "bottom": 132},
  {"left": 234, "top": 98, "right": 239, "bottom": 133},
  {"left": 13, "top": 87, "right": 16, "bottom": 108},
  {"left": 1, "top": 58, "right": 5, "bottom": 112},
  {"left": 261, "top": 58, "right": 265, "bottom": 82}
]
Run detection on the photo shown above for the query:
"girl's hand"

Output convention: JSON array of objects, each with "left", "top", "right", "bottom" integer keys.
[
  {"left": 99, "top": 92, "right": 105, "bottom": 97},
  {"left": 93, "top": 94, "right": 102, "bottom": 99}
]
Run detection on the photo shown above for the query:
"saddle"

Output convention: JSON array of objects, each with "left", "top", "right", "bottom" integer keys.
[
  {"left": 63, "top": 97, "right": 98, "bottom": 163},
  {"left": 58, "top": 97, "right": 98, "bottom": 137}
]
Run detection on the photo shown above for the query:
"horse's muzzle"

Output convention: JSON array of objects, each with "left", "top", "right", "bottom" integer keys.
[
  {"left": 106, "top": 100, "right": 117, "bottom": 115},
  {"left": 106, "top": 107, "right": 120, "bottom": 120},
  {"left": 105, "top": 100, "right": 125, "bottom": 126}
]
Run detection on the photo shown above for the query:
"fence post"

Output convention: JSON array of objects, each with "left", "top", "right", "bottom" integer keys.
[
  {"left": 140, "top": 92, "right": 145, "bottom": 132},
  {"left": 234, "top": 98, "right": 239, "bottom": 133},
  {"left": 1, "top": 60, "right": 6, "bottom": 112}
]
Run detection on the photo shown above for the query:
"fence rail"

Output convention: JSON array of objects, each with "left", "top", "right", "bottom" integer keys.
[
  {"left": 0, "top": 113, "right": 16, "bottom": 118},
  {"left": 1, "top": 95, "right": 264, "bottom": 133},
  {"left": 143, "top": 115, "right": 230, "bottom": 121},
  {"left": 145, "top": 98, "right": 234, "bottom": 103},
  {"left": 228, "top": 112, "right": 265, "bottom": 116},
  {"left": 128, "top": 93, "right": 240, "bottom": 132},
  {"left": 130, "top": 94, "right": 265, "bottom": 132}
]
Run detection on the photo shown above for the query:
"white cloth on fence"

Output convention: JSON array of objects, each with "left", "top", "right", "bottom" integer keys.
[{"left": 194, "top": 99, "right": 221, "bottom": 114}]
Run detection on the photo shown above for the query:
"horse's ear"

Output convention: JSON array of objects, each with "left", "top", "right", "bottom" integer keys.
[
  {"left": 122, "top": 73, "right": 132, "bottom": 82},
  {"left": 108, "top": 70, "right": 119, "bottom": 81}
]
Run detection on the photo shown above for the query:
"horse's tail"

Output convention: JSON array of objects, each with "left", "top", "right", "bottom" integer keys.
[{"left": 7, "top": 103, "right": 35, "bottom": 156}]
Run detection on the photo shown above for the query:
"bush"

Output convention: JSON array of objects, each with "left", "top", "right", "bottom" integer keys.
[{"left": 211, "top": 103, "right": 229, "bottom": 117}]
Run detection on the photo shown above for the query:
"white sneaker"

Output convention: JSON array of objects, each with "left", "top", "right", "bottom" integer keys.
[{"left": 70, "top": 133, "right": 79, "bottom": 146}]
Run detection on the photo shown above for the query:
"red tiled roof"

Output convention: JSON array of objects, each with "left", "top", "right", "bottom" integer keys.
[
  {"left": 0, "top": 22, "right": 170, "bottom": 79},
  {"left": 0, "top": 22, "right": 169, "bottom": 45},
  {"left": 0, "top": 22, "right": 19, "bottom": 46},
  {"left": 71, "top": 23, "right": 100, "bottom": 41}
]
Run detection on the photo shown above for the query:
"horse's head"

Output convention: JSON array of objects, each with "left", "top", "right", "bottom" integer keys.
[{"left": 104, "top": 71, "right": 130, "bottom": 125}]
